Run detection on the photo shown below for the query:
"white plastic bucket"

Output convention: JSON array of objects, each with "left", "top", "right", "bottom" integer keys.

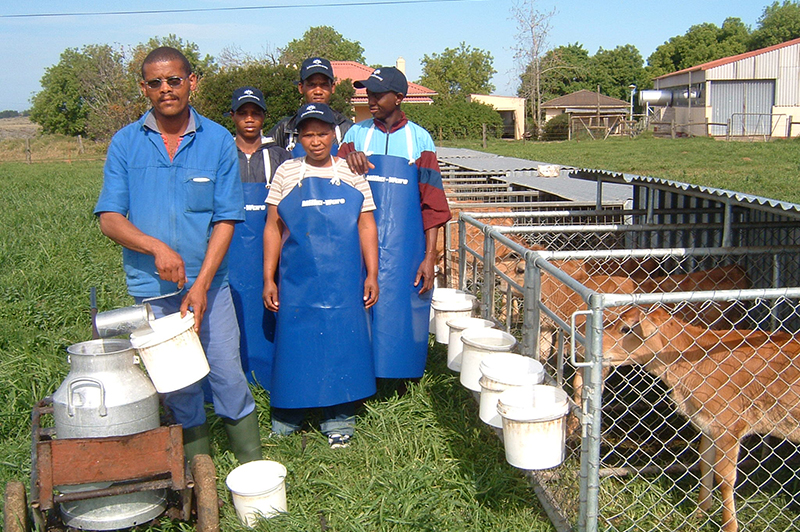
[
  {"left": 226, "top": 460, "right": 288, "bottom": 527},
  {"left": 497, "top": 385, "right": 570, "bottom": 470},
  {"left": 430, "top": 288, "right": 463, "bottom": 334},
  {"left": 459, "top": 328, "right": 517, "bottom": 391},
  {"left": 446, "top": 317, "right": 495, "bottom": 371},
  {"left": 431, "top": 292, "right": 477, "bottom": 344},
  {"left": 129, "top": 312, "right": 209, "bottom": 393},
  {"left": 478, "top": 353, "right": 544, "bottom": 428}
]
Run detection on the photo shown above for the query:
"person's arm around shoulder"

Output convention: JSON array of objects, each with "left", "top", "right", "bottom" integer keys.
[
  {"left": 358, "top": 211, "right": 379, "bottom": 308},
  {"left": 339, "top": 127, "right": 374, "bottom": 175}
]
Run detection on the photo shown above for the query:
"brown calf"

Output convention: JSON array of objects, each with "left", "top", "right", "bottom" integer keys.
[{"left": 603, "top": 306, "right": 800, "bottom": 532}]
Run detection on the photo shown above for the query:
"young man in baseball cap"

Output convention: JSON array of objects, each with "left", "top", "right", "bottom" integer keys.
[
  {"left": 339, "top": 66, "right": 450, "bottom": 388},
  {"left": 230, "top": 86, "right": 290, "bottom": 183},
  {"left": 266, "top": 57, "right": 353, "bottom": 155},
  {"left": 227, "top": 86, "right": 290, "bottom": 396}
]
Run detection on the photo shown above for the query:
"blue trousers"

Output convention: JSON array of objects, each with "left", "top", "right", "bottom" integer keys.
[{"left": 136, "top": 285, "right": 255, "bottom": 429}]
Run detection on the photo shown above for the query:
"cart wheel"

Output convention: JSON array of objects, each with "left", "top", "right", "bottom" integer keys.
[
  {"left": 4, "top": 481, "right": 30, "bottom": 532},
  {"left": 190, "top": 454, "right": 219, "bottom": 532}
]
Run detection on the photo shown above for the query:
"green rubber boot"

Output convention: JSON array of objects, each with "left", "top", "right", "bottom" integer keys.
[
  {"left": 224, "top": 410, "right": 263, "bottom": 464},
  {"left": 182, "top": 422, "right": 211, "bottom": 463}
]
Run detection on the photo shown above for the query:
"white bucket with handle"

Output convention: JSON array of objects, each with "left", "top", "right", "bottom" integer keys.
[
  {"left": 129, "top": 312, "right": 209, "bottom": 393},
  {"left": 446, "top": 317, "right": 495, "bottom": 371},
  {"left": 479, "top": 353, "right": 544, "bottom": 428},
  {"left": 226, "top": 460, "right": 288, "bottom": 527},
  {"left": 431, "top": 291, "right": 476, "bottom": 344}
]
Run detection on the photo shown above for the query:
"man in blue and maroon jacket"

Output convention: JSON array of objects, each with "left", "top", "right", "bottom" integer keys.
[{"left": 339, "top": 66, "right": 451, "bottom": 383}]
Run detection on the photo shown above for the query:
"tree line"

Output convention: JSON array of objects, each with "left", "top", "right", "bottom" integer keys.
[{"left": 27, "top": 1, "right": 800, "bottom": 141}]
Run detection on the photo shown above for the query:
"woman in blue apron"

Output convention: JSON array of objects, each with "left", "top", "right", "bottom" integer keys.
[
  {"left": 263, "top": 103, "right": 379, "bottom": 447},
  {"left": 339, "top": 67, "right": 451, "bottom": 381}
]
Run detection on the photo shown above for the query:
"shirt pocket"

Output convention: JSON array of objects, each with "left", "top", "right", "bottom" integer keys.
[{"left": 184, "top": 175, "right": 216, "bottom": 213}]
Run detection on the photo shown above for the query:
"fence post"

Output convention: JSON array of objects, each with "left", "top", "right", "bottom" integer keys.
[
  {"left": 787, "top": 115, "right": 793, "bottom": 138},
  {"left": 670, "top": 119, "right": 676, "bottom": 139},
  {"left": 482, "top": 123, "right": 487, "bottom": 149},
  {"left": 77, "top": 134, "right": 84, "bottom": 154},
  {"left": 25, "top": 139, "right": 32, "bottom": 164},
  {"left": 726, "top": 118, "right": 731, "bottom": 142}
]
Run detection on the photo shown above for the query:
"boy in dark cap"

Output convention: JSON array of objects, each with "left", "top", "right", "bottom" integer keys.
[
  {"left": 227, "top": 87, "right": 291, "bottom": 391},
  {"left": 339, "top": 66, "right": 451, "bottom": 386},
  {"left": 263, "top": 102, "right": 378, "bottom": 448},
  {"left": 231, "top": 86, "right": 290, "bottom": 183},
  {"left": 266, "top": 57, "right": 353, "bottom": 155}
]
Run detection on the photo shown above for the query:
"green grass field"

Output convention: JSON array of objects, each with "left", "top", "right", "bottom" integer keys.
[
  {"left": 0, "top": 161, "right": 554, "bottom": 531},
  {"left": 442, "top": 134, "right": 800, "bottom": 204},
  {"left": 2, "top": 135, "right": 798, "bottom": 530}
]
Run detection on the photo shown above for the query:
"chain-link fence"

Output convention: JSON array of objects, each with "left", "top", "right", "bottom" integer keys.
[{"left": 453, "top": 208, "right": 800, "bottom": 532}]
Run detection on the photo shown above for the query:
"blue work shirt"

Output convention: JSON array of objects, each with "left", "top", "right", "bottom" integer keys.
[{"left": 95, "top": 107, "right": 245, "bottom": 297}]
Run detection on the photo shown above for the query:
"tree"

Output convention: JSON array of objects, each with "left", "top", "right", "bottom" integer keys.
[
  {"left": 30, "top": 47, "right": 96, "bottom": 136},
  {"left": 130, "top": 34, "right": 218, "bottom": 79},
  {"left": 418, "top": 42, "right": 495, "bottom": 98},
  {"left": 537, "top": 43, "right": 592, "bottom": 102},
  {"left": 646, "top": 18, "right": 750, "bottom": 77},
  {"left": 511, "top": 0, "right": 557, "bottom": 136},
  {"left": 279, "top": 26, "right": 365, "bottom": 66},
  {"left": 403, "top": 100, "right": 504, "bottom": 141},
  {"left": 749, "top": 1, "right": 800, "bottom": 49},
  {"left": 590, "top": 45, "right": 648, "bottom": 101},
  {"left": 30, "top": 36, "right": 214, "bottom": 140},
  {"left": 193, "top": 64, "right": 300, "bottom": 134}
]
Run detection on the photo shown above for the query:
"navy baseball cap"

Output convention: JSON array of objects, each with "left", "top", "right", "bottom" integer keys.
[
  {"left": 295, "top": 103, "right": 336, "bottom": 127},
  {"left": 231, "top": 86, "right": 266, "bottom": 111},
  {"left": 354, "top": 67, "right": 408, "bottom": 95},
  {"left": 300, "top": 57, "right": 334, "bottom": 82}
]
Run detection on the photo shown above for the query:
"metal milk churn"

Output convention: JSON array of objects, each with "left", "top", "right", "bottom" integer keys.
[
  {"left": 53, "top": 338, "right": 159, "bottom": 437},
  {"left": 51, "top": 338, "right": 165, "bottom": 530}
]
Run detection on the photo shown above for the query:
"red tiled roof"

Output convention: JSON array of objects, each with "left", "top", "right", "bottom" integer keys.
[
  {"left": 331, "top": 61, "right": 437, "bottom": 103},
  {"left": 655, "top": 37, "right": 800, "bottom": 80}
]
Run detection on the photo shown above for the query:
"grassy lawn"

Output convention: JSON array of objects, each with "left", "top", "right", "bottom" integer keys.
[
  {"left": 0, "top": 161, "right": 554, "bottom": 531},
  {"left": 441, "top": 134, "right": 800, "bottom": 204}
]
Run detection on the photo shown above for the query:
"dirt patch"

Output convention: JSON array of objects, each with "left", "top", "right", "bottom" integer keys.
[{"left": 0, "top": 116, "right": 40, "bottom": 140}]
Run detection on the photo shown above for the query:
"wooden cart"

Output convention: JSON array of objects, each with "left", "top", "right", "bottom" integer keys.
[{"left": 4, "top": 398, "right": 219, "bottom": 532}]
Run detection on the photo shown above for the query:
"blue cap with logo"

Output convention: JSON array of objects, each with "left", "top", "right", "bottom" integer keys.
[
  {"left": 354, "top": 67, "right": 408, "bottom": 95},
  {"left": 295, "top": 102, "right": 336, "bottom": 127},
  {"left": 300, "top": 57, "right": 334, "bottom": 82},
  {"left": 231, "top": 86, "right": 266, "bottom": 111}
]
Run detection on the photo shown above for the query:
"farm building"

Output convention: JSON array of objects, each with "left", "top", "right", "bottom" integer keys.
[
  {"left": 331, "top": 58, "right": 436, "bottom": 123},
  {"left": 541, "top": 90, "right": 631, "bottom": 139},
  {"left": 647, "top": 37, "right": 800, "bottom": 138},
  {"left": 466, "top": 94, "right": 526, "bottom": 140}
]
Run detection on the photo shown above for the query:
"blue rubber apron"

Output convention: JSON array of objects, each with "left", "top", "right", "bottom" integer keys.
[
  {"left": 362, "top": 126, "right": 431, "bottom": 378},
  {"left": 227, "top": 153, "right": 277, "bottom": 388},
  {"left": 287, "top": 124, "right": 342, "bottom": 158},
  {"left": 270, "top": 161, "right": 376, "bottom": 408}
]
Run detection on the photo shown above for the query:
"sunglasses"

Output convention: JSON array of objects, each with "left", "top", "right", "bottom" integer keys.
[{"left": 143, "top": 76, "right": 187, "bottom": 89}]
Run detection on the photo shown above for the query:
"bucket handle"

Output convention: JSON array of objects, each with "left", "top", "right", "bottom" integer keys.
[
  {"left": 67, "top": 377, "right": 107, "bottom": 417},
  {"left": 570, "top": 311, "right": 593, "bottom": 368}
]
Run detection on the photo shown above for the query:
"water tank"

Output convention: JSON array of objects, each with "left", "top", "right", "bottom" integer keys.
[{"left": 639, "top": 89, "right": 673, "bottom": 106}]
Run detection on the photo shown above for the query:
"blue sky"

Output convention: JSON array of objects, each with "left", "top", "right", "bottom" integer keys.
[{"left": 1, "top": 0, "right": 767, "bottom": 111}]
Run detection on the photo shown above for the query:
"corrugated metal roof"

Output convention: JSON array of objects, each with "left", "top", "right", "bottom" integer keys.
[
  {"left": 437, "top": 147, "right": 632, "bottom": 205},
  {"left": 572, "top": 169, "right": 800, "bottom": 219},
  {"left": 655, "top": 37, "right": 800, "bottom": 80}
]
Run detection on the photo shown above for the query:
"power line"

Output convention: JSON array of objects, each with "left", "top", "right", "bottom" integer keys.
[{"left": 1, "top": 0, "right": 481, "bottom": 19}]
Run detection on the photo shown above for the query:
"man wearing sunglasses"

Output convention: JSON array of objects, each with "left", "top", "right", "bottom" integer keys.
[{"left": 94, "top": 47, "right": 262, "bottom": 466}]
